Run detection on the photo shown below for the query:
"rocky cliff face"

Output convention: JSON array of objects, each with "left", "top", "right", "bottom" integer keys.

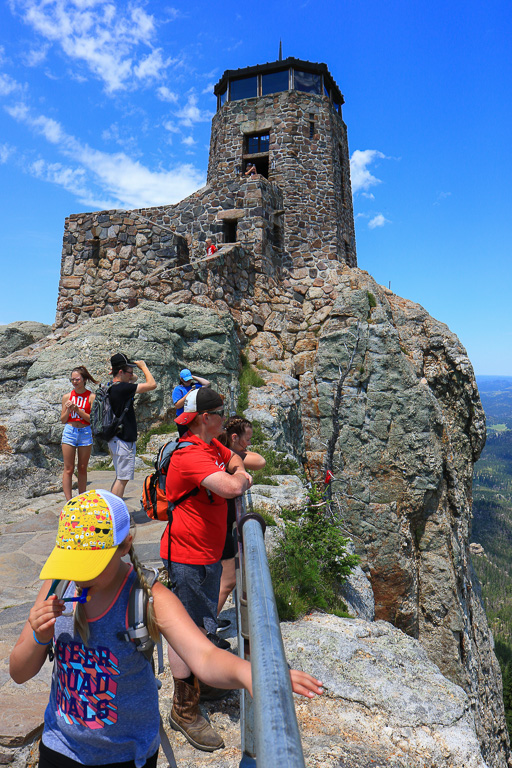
[
  {"left": 0, "top": 267, "right": 509, "bottom": 766},
  {"left": 245, "top": 265, "right": 509, "bottom": 767}
]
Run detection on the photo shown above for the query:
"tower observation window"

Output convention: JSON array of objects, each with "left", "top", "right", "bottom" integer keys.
[
  {"left": 261, "top": 69, "right": 289, "bottom": 96},
  {"left": 230, "top": 76, "right": 258, "bottom": 101},
  {"left": 294, "top": 70, "right": 322, "bottom": 94},
  {"left": 246, "top": 133, "right": 269, "bottom": 154}
]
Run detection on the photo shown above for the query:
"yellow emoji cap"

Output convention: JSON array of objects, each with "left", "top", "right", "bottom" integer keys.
[{"left": 40, "top": 490, "right": 130, "bottom": 582}]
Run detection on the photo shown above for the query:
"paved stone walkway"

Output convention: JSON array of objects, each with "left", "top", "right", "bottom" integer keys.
[{"left": 0, "top": 471, "right": 167, "bottom": 749}]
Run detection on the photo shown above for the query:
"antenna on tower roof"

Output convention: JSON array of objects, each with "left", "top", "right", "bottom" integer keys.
[{"left": 279, "top": 40, "right": 282, "bottom": 61}]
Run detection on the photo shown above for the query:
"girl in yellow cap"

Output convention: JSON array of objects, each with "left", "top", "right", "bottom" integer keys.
[{"left": 10, "top": 490, "right": 323, "bottom": 768}]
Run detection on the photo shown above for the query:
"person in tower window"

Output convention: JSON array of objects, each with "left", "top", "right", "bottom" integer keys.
[
  {"left": 244, "top": 162, "right": 257, "bottom": 177},
  {"left": 61, "top": 366, "right": 98, "bottom": 501},
  {"left": 205, "top": 238, "right": 217, "bottom": 257}
]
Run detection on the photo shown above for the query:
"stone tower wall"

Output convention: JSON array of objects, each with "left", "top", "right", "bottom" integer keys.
[
  {"left": 207, "top": 90, "right": 356, "bottom": 268},
  {"left": 55, "top": 178, "right": 285, "bottom": 329}
]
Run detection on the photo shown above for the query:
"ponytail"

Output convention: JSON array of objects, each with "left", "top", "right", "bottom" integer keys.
[{"left": 128, "top": 545, "right": 160, "bottom": 644}]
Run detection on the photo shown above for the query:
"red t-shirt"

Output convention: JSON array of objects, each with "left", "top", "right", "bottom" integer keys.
[
  {"left": 161, "top": 435, "right": 233, "bottom": 565},
  {"left": 67, "top": 389, "right": 92, "bottom": 426}
]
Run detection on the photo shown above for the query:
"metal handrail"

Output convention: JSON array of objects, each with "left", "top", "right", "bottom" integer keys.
[{"left": 234, "top": 495, "right": 306, "bottom": 768}]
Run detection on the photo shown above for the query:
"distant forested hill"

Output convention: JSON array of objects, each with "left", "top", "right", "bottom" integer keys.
[
  {"left": 472, "top": 376, "right": 512, "bottom": 733},
  {"left": 476, "top": 376, "right": 512, "bottom": 426}
]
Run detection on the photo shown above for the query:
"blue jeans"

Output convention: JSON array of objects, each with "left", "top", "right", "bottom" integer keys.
[{"left": 163, "top": 560, "right": 221, "bottom": 635}]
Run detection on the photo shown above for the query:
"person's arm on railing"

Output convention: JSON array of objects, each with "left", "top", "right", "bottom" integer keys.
[{"left": 152, "top": 582, "right": 323, "bottom": 697}]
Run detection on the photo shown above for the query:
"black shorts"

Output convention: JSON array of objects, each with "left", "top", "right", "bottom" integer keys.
[
  {"left": 221, "top": 499, "right": 237, "bottom": 561},
  {"left": 39, "top": 741, "right": 159, "bottom": 768}
]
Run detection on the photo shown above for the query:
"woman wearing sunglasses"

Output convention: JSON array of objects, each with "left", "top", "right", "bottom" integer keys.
[{"left": 60, "top": 366, "right": 98, "bottom": 501}]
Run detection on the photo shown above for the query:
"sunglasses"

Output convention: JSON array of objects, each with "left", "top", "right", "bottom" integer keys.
[{"left": 206, "top": 409, "right": 225, "bottom": 417}]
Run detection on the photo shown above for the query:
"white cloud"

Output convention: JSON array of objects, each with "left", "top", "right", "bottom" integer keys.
[
  {"left": 23, "top": 44, "right": 49, "bottom": 66},
  {"left": 0, "top": 143, "right": 14, "bottom": 163},
  {"left": 157, "top": 85, "right": 178, "bottom": 103},
  {"left": 6, "top": 102, "right": 206, "bottom": 208},
  {"left": 368, "top": 214, "right": 390, "bottom": 229},
  {"left": 30, "top": 158, "right": 91, "bottom": 197},
  {"left": 182, "top": 136, "right": 195, "bottom": 146},
  {"left": 0, "top": 72, "right": 21, "bottom": 96},
  {"left": 12, "top": 0, "right": 173, "bottom": 92},
  {"left": 350, "top": 149, "right": 387, "bottom": 194},
  {"left": 175, "top": 93, "right": 212, "bottom": 127},
  {"left": 163, "top": 120, "right": 180, "bottom": 133},
  {"left": 134, "top": 48, "right": 174, "bottom": 81},
  {"left": 434, "top": 191, "right": 452, "bottom": 206}
]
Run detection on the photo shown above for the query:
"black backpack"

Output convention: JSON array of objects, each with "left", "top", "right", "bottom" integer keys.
[{"left": 90, "top": 383, "right": 131, "bottom": 442}]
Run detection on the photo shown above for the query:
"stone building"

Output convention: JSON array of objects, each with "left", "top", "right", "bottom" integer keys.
[{"left": 55, "top": 56, "right": 356, "bottom": 329}]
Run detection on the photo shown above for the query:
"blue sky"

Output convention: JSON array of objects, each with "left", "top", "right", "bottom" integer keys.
[{"left": 1, "top": 0, "right": 511, "bottom": 375}]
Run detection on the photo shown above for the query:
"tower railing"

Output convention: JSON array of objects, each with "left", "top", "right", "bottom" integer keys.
[{"left": 234, "top": 494, "right": 306, "bottom": 768}]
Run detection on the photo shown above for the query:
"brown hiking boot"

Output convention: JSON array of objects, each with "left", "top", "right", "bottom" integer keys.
[{"left": 170, "top": 676, "right": 224, "bottom": 752}]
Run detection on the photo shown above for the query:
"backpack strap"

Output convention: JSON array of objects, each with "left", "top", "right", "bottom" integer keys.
[
  {"left": 119, "top": 567, "right": 178, "bottom": 768},
  {"left": 121, "top": 566, "right": 159, "bottom": 662}
]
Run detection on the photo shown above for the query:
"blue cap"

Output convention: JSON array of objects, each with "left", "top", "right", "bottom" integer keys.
[{"left": 180, "top": 369, "right": 193, "bottom": 382}]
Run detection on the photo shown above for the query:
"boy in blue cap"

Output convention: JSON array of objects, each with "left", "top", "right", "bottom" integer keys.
[{"left": 172, "top": 369, "right": 211, "bottom": 437}]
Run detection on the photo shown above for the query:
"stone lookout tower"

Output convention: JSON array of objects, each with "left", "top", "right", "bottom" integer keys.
[
  {"left": 208, "top": 57, "right": 357, "bottom": 268},
  {"left": 56, "top": 56, "right": 357, "bottom": 329}
]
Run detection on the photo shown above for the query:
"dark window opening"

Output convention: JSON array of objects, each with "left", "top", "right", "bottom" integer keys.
[
  {"left": 309, "top": 121, "right": 315, "bottom": 139},
  {"left": 244, "top": 157, "right": 269, "bottom": 178},
  {"left": 223, "top": 220, "right": 238, "bottom": 243},
  {"left": 230, "top": 76, "right": 258, "bottom": 101},
  {"left": 246, "top": 133, "right": 269, "bottom": 154},
  {"left": 273, "top": 221, "right": 283, "bottom": 251},
  {"left": 219, "top": 89, "right": 226, "bottom": 107},
  {"left": 261, "top": 69, "right": 289, "bottom": 96},
  {"left": 294, "top": 70, "right": 322, "bottom": 95},
  {"left": 91, "top": 237, "right": 100, "bottom": 260}
]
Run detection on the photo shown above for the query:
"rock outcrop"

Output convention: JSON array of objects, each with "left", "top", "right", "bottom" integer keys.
[
  {"left": 283, "top": 614, "right": 489, "bottom": 768},
  {"left": 0, "top": 302, "right": 239, "bottom": 495},
  {"left": 0, "top": 322, "right": 51, "bottom": 359}
]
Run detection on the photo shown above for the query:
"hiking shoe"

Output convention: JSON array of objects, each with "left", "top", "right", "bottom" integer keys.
[
  {"left": 217, "top": 618, "right": 231, "bottom": 630},
  {"left": 170, "top": 677, "right": 224, "bottom": 752},
  {"left": 206, "top": 632, "right": 230, "bottom": 650}
]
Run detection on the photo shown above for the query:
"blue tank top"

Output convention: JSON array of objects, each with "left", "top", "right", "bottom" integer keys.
[{"left": 42, "top": 568, "right": 160, "bottom": 767}]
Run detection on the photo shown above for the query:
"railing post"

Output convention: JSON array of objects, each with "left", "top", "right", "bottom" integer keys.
[
  {"left": 235, "top": 499, "right": 256, "bottom": 766},
  {"left": 235, "top": 497, "right": 306, "bottom": 768}
]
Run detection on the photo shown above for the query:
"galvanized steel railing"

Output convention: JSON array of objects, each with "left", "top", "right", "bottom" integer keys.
[{"left": 234, "top": 494, "right": 306, "bottom": 768}]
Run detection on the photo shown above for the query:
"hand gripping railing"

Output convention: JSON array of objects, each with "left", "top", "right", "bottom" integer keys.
[{"left": 234, "top": 494, "right": 306, "bottom": 768}]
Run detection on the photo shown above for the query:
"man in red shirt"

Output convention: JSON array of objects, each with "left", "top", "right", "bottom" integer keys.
[{"left": 162, "top": 387, "right": 252, "bottom": 752}]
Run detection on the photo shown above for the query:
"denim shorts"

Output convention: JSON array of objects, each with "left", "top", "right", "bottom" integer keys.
[
  {"left": 108, "top": 437, "right": 136, "bottom": 481},
  {"left": 61, "top": 424, "right": 93, "bottom": 448},
  {"left": 163, "top": 560, "right": 222, "bottom": 634}
]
